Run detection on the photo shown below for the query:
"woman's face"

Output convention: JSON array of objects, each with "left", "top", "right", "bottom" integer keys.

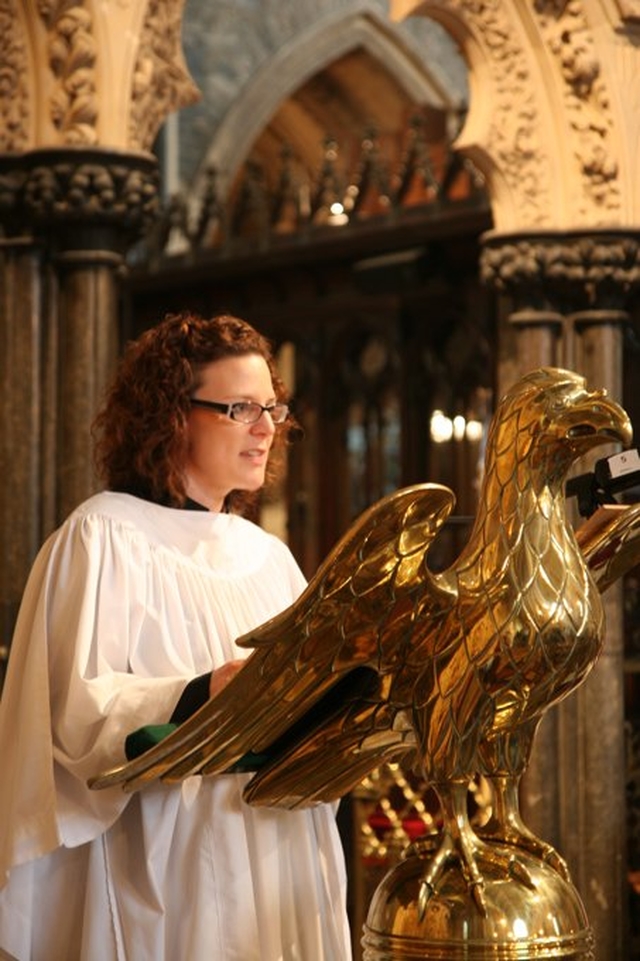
[{"left": 185, "top": 353, "right": 278, "bottom": 511}]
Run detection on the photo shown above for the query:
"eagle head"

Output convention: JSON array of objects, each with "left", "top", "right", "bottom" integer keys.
[{"left": 487, "top": 367, "right": 633, "bottom": 487}]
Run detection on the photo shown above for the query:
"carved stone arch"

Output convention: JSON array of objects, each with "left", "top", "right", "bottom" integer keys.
[
  {"left": 191, "top": 7, "right": 460, "bottom": 203},
  {"left": 391, "top": 0, "right": 640, "bottom": 231},
  {"left": 0, "top": 0, "right": 199, "bottom": 153},
  {"left": 0, "top": 0, "right": 32, "bottom": 152},
  {"left": 392, "top": 0, "right": 555, "bottom": 230}
]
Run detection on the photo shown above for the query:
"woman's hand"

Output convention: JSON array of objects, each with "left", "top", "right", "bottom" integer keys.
[{"left": 209, "top": 659, "right": 245, "bottom": 699}]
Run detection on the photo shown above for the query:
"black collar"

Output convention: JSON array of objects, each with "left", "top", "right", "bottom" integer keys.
[{"left": 183, "top": 497, "right": 209, "bottom": 512}]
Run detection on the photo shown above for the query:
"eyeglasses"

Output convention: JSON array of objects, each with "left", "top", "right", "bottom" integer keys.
[{"left": 190, "top": 398, "right": 290, "bottom": 424}]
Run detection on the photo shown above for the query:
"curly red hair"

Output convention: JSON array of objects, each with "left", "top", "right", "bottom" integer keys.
[{"left": 93, "top": 312, "right": 294, "bottom": 514}]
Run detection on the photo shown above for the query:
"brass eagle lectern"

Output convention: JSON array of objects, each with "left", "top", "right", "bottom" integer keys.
[{"left": 92, "top": 367, "right": 640, "bottom": 960}]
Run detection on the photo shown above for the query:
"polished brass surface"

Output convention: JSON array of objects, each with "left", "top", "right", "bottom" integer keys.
[
  {"left": 362, "top": 845, "right": 595, "bottom": 959},
  {"left": 91, "top": 366, "right": 638, "bottom": 958},
  {"left": 575, "top": 502, "right": 640, "bottom": 592}
]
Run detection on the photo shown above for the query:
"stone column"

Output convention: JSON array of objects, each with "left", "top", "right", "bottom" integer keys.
[
  {"left": 0, "top": 148, "right": 159, "bottom": 683},
  {"left": 55, "top": 248, "right": 121, "bottom": 519},
  {"left": 17, "top": 148, "right": 160, "bottom": 520},
  {"left": 0, "top": 234, "right": 43, "bottom": 689},
  {"left": 481, "top": 228, "right": 640, "bottom": 959},
  {"left": 565, "top": 308, "right": 629, "bottom": 957},
  {"left": 0, "top": 0, "right": 200, "bottom": 681}
]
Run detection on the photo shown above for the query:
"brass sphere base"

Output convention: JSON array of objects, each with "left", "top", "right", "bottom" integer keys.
[{"left": 362, "top": 843, "right": 595, "bottom": 960}]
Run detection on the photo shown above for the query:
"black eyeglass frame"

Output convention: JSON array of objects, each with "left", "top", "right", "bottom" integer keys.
[{"left": 190, "top": 398, "right": 290, "bottom": 424}]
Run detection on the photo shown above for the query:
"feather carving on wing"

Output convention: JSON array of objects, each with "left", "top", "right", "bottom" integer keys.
[
  {"left": 91, "top": 482, "right": 457, "bottom": 793},
  {"left": 90, "top": 367, "right": 639, "bottom": 913}
]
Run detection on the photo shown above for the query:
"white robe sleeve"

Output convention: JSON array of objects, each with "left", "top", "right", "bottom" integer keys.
[{"left": 0, "top": 511, "right": 192, "bottom": 886}]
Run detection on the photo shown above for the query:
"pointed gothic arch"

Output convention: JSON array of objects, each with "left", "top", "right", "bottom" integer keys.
[{"left": 191, "top": 7, "right": 464, "bottom": 203}]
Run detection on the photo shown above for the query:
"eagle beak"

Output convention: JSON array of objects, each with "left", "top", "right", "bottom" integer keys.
[{"left": 565, "top": 388, "right": 633, "bottom": 449}]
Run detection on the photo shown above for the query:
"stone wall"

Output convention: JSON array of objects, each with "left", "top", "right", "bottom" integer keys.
[{"left": 177, "top": 0, "right": 467, "bottom": 187}]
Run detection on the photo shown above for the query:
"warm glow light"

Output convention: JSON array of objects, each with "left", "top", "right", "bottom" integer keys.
[
  {"left": 430, "top": 411, "right": 485, "bottom": 444},
  {"left": 430, "top": 410, "right": 453, "bottom": 443},
  {"left": 513, "top": 918, "right": 528, "bottom": 938},
  {"left": 328, "top": 201, "right": 348, "bottom": 225},
  {"left": 465, "top": 418, "right": 484, "bottom": 442},
  {"left": 453, "top": 415, "right": 466, "bottom": 441}
]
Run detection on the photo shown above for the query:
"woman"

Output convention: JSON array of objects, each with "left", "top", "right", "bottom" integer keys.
[{"left": 0, "top": 312, "right": 352, "bottom": 960}]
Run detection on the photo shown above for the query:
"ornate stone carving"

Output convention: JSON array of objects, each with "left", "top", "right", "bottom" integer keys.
[
  {"left": 532, "top": 0, "right": 620, "bottom": 218},
  {"left": 0, "top": 163, "right": 27, "bottom": 237},
  {"left": 0, "top": 0, "right": 200, "bottom": 153},
  {"left": 391, "top": 0, "right": 640, "bottom": 230},
  {"left": 0, "top": 0, "right": 30, "bottom": 153},
  {"left": 37, "top": 0, "right": 99, "bottom": 146},
  {"left": 392, "top": 0, "right": 553, "bottom": 231},
  {"left": 480, "top": 230, "right": 640, "bottom": 314},
  {"left": 129, "top": 0, "right": 200, "bottom": 152},
  {"left": 0, "top": 149, "right": 160, "bottom": 249}
]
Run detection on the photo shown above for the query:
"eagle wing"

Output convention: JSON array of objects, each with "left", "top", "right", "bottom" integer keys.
[{"left": 89, "top": 482, "right": 455, "bottom": 795}]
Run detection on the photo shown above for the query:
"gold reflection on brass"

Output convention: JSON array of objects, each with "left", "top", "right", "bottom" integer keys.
[
  {"left": 91, "top": 367, "right": 639, "bottom": 959},
  {"left": 576, "top": 501, "right": 640, "bottom": 592}
]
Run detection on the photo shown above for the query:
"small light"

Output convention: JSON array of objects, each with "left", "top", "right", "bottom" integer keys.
[
  {"left": 513, "top": 918, "right": 528, "bottom": 938},
  {"left": 430, "top": 410, "right": 453, "bottom": 443},
  {"left": 465, "top": 419, "right": 484, "bottom": 442},
  {"left": 328, "top": 201, "right": 348, "bottom": 225},
  {"left": 453, "top": 415, "right": 466, "bottom": 441}
]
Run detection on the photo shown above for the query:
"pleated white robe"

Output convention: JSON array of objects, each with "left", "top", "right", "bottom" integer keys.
[{"left": 0, "top": 493, "right": 352, "bottom": 961}]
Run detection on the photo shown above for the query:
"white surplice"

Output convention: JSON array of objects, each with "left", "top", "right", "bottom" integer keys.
[{"left": 0, "top": 492, "right": 352, "bottom": 961}]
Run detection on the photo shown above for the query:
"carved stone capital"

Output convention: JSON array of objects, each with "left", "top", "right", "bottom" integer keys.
[
  {"left": 480, "top": 229, "right": 640, "bottom": 316},
  {"left": 0, "top": 148, "right": 160, "bottom": 254}
]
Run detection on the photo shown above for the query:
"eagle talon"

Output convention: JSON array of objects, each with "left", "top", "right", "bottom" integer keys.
[
  {"left": 508, "top": 856, "right": 535, "bottom": 889},
  {"left": 418, "top": 879, "right": 435, "bottom": 921},
  {"left": 479, "top": 776, "right": 571, "bottom": 884},
  {"left": 541, "top": 845, "right": 572, "bottom": 882},
  {"left": 412, "top": 829, "right": 459, "bottom": 920},
  {"left": 470, "top": 879, "right": 488, "bottom": 918},
  {"left": 403, "top": 832, "right": 441, "bottom": 861}
]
